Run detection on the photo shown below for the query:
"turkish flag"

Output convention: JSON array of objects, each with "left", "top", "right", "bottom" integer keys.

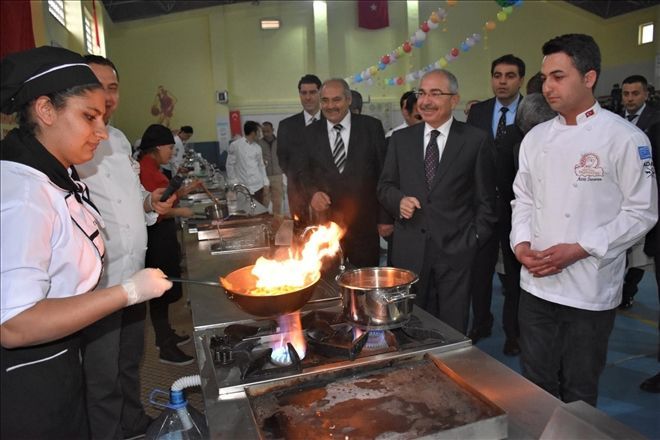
[
  {"left": 1, "top": 0, "right": 35, "bottom": 59},
  {"left": 358, "top": 0, "right": 389, "bottom": 30},
  {"left": 229, "top": 110, "right": 242, "bottom": 137}
]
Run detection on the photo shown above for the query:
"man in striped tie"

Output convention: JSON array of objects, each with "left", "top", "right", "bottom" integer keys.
[{"left": 298, "top": 78, "right": 388, "bottom": 268}]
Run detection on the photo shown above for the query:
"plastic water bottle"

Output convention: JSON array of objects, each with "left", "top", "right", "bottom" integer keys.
[{"left": 145, "top": 389, "right": 209, "bottom": 440}]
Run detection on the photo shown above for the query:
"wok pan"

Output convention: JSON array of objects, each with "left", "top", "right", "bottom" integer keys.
[{"left": 170, "top": 265, "right": 333, "bottom": 317}]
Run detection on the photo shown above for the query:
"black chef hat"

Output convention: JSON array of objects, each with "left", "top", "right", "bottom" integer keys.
[
  {"left": 1, "top": 46, "right": 101, "bottom": 114},
  {"left": 140, "top": 124, "right": 175, "bottom": 150}
]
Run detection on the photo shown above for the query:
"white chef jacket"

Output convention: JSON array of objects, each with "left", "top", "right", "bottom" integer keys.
[
  {"left": 1, "top": 162, "right": 105, "bottom": 324},
  {"left": 511, "top": 103, "right": 657, "bottom": 311},
  {"left": 226, "top": 136, "right": 270, "bottom": 193},
  {"left": 77, "top": 126, "right": 156, "bottom": 288}
]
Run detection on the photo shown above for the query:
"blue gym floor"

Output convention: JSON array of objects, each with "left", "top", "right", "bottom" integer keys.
[{"left": 476, "top": 273, "right": 660, "bottom": 439}]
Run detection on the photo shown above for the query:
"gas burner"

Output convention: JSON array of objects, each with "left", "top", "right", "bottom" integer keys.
[
  {"left": 242, "top": 344, "right": 302, "bottom": 380},
  {"left": 364, "top": 330, "right": 388, "bottom": 350}
]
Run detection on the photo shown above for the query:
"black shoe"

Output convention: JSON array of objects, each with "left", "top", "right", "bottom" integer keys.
[
  {"left": 618, "top": 296, "right": 634, "bottom": 310},
  {"left": 640, "top": 372, "right": 660, "bottom": 393},
  {"left": 468, "top": 326, "right": 492, "bottom": 344},
  {"left": 503, "top": 338, "right": 521, "bottom": 356},
  {"left": 159, "top": 344, "right": 194, "bottom": 366},
  {"left": 172, "top": 332, "right": 191, "bottom": 346}
]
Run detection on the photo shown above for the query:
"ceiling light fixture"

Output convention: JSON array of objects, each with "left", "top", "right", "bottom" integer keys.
[{"left": 260, "top": 19, "right": 280, "bottom": 30}]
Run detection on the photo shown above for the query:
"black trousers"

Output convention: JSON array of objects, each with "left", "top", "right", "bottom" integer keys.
[
  {"left": 415, "top": 239, "right": 472, "bottom": 334},
  {"left": 518, "top": 290, "right": 615, "bottom": 406},
  {"left": 119, "top": 302, "right": 151, "bottom": 435},
  {"left": 146, "top": 219, "right": 183, "bottom": 347},
  {"left": 500, "top": 235, "right": 521, "bottom": 340},
  {"left": 469, "top": 232, "right": 499, "bottom": 331},
  {"left": 81, "top": 310, "right": 123, "bottom": 439}
]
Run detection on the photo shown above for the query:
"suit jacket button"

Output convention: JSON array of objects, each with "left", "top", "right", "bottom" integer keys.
[{"left": 421, "top": 228, "right": 426, "bottom": 234}]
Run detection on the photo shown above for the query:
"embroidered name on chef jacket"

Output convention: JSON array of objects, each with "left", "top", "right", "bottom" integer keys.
[
  {"left": 574, "top": 152, "right": 604, "bottom": 181},
  {"left": 638, "top": 145, "right": 655, "bottom": 178}
]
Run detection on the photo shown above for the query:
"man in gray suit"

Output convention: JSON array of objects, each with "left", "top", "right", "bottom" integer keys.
[{"left": 378, "top": 69, "right": 497, "bottom": 333}]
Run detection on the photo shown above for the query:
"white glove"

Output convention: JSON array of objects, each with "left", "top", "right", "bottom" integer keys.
[{"left": 121, "top": 268, "right": 173, "bottom": 306}]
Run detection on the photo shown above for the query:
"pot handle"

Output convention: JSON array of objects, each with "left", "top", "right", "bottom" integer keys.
[{"left": 383, "top": 290, "right": 416, "bottom": 304}]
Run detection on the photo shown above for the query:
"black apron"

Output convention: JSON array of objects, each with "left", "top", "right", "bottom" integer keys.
[{"left": 1, "top": 335, "right": 89, "bottom": 439}]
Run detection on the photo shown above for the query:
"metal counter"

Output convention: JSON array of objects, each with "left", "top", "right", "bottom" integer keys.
[{"left": 182, "top": 228, "right": 642, "bottom": 440}]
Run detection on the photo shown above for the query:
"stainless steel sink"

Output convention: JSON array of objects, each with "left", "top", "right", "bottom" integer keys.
[{"left": 208, "top": 223, "right": 271, "bottom": 255}]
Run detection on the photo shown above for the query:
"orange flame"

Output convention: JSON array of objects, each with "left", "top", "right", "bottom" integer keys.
[
  {"left": 272, "top": 311, "right": 307, "bottom": 364},
  {"left": 251, "top": 222, "right": 344, "bottom": 289}
]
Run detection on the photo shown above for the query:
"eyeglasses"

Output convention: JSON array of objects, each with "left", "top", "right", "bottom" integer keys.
[{"left": 414, "top": 90, "right": 456, "bottom": 99}]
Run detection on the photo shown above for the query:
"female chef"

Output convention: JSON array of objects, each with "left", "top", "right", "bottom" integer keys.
[
  {"left": 0, "top": 47, "right": 172, "bottom": 438},
  {"left": 137, "top": 124, "right": 201, "bottom": 365}
]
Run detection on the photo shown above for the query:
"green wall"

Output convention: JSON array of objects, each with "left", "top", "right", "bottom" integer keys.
[{"left": 105, "top": 0, "right": 659, "bottom": 143}]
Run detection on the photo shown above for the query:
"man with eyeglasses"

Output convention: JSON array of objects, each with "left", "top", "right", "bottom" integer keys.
[
  {"left": 466, "top": 54, "right": 526, "bottom": 354},
  {"left": 277, "top": 74, "right": 322, "bottom": 224},
  {"left": 378, "top": 70, "right": 497, "bottom": 333}
]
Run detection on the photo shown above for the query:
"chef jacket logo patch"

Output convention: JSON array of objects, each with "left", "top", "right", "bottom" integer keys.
[
  {"left": 574, "top": 153, "right": 603, "bottom": 181},
  {"left": 638, "top": 146, "right": 651, "bottom": 160}
]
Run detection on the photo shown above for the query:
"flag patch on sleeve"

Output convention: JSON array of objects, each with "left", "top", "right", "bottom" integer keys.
[{"left": 638, "top": 146, "right": 651, "bottom": 160}]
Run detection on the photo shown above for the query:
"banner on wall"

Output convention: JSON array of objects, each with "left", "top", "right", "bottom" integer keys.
[
  {"left": 0, "top": 0, "right": 35, "bottom": 59},
  {"left": 229, "top": 110, "right": 242, "bottom": 137},
  {"left": 358, "top": 0, "right": 389, "bottom": 30}
]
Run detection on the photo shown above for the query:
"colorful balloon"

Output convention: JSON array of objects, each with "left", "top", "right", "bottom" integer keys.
[
  {"left": 381, "top": 54, "right": 391, "bottom": 65},
  {"left": 460, "top": 42, "right": 470, "bottom": 52},
  {"left": 415, "top": 29, "right": 426, "bottom": 41},
  {"left": 472, "top": 32, "right": 482, "bottom": 41},
  {"left": 428, "top": 21, "right": 440, "bottom": 30},
  {"left": 396, "top": 77, "right": 404, "bottom": 85},
  {"left": 378, "top": 62, "right": 386, "bottom": 70},
  {"left": 437, "top": 8, "right": 447, "bottom": 20},
  {"left": 450, "top": 47, "right": 460, "bottom": 57},
  {"left": 503, "top": 6, "right": 513, "bottom": 14},
  {"left": 497, "top": 11, "right": 508, "bottom": 21},
  {"left": 421, "top": 21, "right": 430, "bottom": 33},
  {"left": 430, "top": 11, "right": 440, "bottom": 23},
  {"left": 354, "top": 73, "right": 363, "bottom": 83},
  {"left": 403, "top": 41, "right": 412, "bottom": 53},
  {"left": 369, "top": 66, "right": 378, "bottom": 75},
  {"left": 439, "top": 57, "right": 448, "bottom": 67},
  {"left": 446, "top": 0, "right": 457, "bottom": 6},
  {"left": 485, "top": 20, "right": 496, "bottom": 31}
]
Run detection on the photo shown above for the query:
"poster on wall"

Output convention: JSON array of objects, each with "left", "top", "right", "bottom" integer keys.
[
  {"left": 216, "top": 118, "right": 230, "bottom": 152},
  {"left": 151, "top": 85, "right": 177, "bottom": 127}
]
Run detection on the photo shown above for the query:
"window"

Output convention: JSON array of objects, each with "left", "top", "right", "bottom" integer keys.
[
  {"left": 639, "top": 22, "right": 654, "bottom": 45},
  {"left": 48, "top": 0, "right": 65, "bottom": 27},
  {"left": 84, "top": 11, "right": 95, "bottom": 54}
]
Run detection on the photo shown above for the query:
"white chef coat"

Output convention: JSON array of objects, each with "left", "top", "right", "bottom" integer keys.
[
  {"left": 226, "top": 136, "right": 270, "bottom": 193},
  {"left": 1, "top": 162, "right": 105, "bottom": 324},
  {"left": 511, "top": 102, "right": 657, "bottom": 311},
  {"left": 77, "top": 126, "right": 156, "bottom": 288}
]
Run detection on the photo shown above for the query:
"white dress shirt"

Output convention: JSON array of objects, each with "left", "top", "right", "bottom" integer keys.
[
  {"left": 423, "top": 118, "right": 453, "bottom": 161},
  {"left": 1, "top": 162, "right": 105, "bottom": 324},
  {"left": 511, "top": 102, "right": 657, "bottom": 311},
  {"left": 77, "top": 125, "right": 156, "bottom": 288},
  {"left": 226, "top": 136, "right": 270, "bottom": 193},
  {"left": 386, "top": 122, "right": 408, "bottom": 138},
  {"left": 304, "top": 110, "right": 321, "bottom": 126},
  {"left": 326, "top": 112, "right": 352, "bottom": 156}
]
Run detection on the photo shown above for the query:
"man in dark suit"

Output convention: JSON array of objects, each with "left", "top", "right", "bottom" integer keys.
[
  {"left": 465, "top": 54, "right": 525, "bottom": 347},
  {"left": 619, "top": 74, "right": 660, "bottom": 309},
  {"left": 299, "top": 78, "right": 388, "bottom": 267},
  {"left": 378, "top": 69, "right": 497, "bottom": 333},
  {"left": 277, "top": 74, "right": 322, "bottom": 224}
]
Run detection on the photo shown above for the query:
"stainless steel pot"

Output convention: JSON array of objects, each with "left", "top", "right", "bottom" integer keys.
[
  {"left": 205, "top": 200, "right": 228, "bottom": 220},
  {"left": 336, "top": 267, "right": 418, "bottom": 330}
]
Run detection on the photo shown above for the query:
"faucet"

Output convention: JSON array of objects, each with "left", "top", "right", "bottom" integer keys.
[{"left": 231, "top": 183, "right": 257, "bottom": 212}]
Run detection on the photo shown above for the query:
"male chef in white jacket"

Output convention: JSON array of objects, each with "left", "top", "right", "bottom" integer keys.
[{"left": 511, "top": 34, "right": 657, "bottom": 406}]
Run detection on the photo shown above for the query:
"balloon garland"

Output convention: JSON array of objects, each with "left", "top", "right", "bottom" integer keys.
[{"left": 346, "top": 0, "right": 523, "bottom": 88}]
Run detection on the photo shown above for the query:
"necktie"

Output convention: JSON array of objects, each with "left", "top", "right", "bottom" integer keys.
[
  {"left": 627, "top": 113, "right": 638, "bottom": 122},
  {"left": 332, "top": 124, "right": 346, "bottom": 173},
  {"left": 496, "top": 107, "right": 509, "bottom": 141},
  {"left": 424, "top": 130, "right": 440, "bottom": 188}
]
